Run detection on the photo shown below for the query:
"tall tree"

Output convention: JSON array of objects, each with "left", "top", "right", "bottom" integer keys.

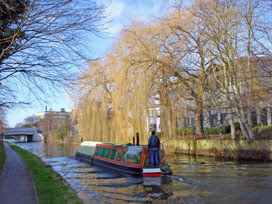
[
  {"left": 0, "top": 107, "right": 6, "bottom": 136},
  {"left": 0, "top": 0, "right": 106, "bottom": 107},
  {"left": 0, "top": 0, "right": 28, "bottom": 63},
  {"left": 22, "top": 114, "right": 38, "bottom": 127}
]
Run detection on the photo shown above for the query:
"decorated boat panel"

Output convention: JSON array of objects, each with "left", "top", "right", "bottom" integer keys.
[{"left": 93, "top": 144, "right": 146, "bottom": 167}]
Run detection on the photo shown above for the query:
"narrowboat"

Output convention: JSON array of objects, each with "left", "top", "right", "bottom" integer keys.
[{"left": 75, "top": 141, "right": 172, "bottom": 177}]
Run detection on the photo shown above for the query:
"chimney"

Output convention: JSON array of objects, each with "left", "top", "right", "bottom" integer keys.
[
  {"left": 136, "top": 132, "right": 140, "bottom": 146},
  {"left": 45, "top": 106, "right": 47, "bottom": 112}
]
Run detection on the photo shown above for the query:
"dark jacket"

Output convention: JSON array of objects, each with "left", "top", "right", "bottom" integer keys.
[{"left": 148, "top": 134, "right": 160, "bottom": 149}]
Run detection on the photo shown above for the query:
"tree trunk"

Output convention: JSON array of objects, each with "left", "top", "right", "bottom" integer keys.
[
  {"left": 227, "top": 107, "right": 236, "bottom": 139},
  {"left": 195, "top": 97, "right": 204, "bottom": 138},
  {"left": 237, "top": 107, "right": 255, "bottom": 139},
  {"left": 195, "top": 111, "right": 203, "bottom": 138}
]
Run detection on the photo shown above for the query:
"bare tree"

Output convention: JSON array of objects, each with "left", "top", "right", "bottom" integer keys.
[
  {"left": 14, "top": 114, "right": 39, "bottom": 127},
  {"left": 190, "top": 0, "right": 272, "bottom": 139},
  {"left": 0, "top": 0, "right": 107, "bottom": 107},
  {"left": 38, "top": 113, "right": 59, "bottom": 142},
  {"left": 0, "top": 107, "right": 7, "bottom": 138},
  {"left": 245, "top": 0, "right": 272, "bottom": 123}
]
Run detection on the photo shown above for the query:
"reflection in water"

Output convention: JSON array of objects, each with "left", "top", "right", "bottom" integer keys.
[
  {"left": 16, "top": 142, "right": 272, "bottom": 204},
  {"left": 143, "top": 177, "right": 173, "bottom": 202},
  {"left": 15, "top": 142, "right": 79, "bottom": 158}
]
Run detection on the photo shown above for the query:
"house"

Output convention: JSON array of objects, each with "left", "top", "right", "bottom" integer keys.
[{"left": 147, "top": 107, "right": 161, "bottom": 133}]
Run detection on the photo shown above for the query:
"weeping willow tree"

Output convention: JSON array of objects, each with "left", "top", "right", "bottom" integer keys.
[
  {"left": 72, "top": 17, "right": 184, "bottom": 143},
  {"left": 73, "top": 27, "right": 157, "bottom": 143},
  {"left": 124, "top": 21, "right": 179, "bottom": 140},
  {"left": 73, "top": 12, "right": 194, "bottom": 142},
  {"left": 74, "top": 60, "right": 111, "bottom": 142}
]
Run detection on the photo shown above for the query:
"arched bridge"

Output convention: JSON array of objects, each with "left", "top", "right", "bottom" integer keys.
[{"left": 3, "top": 128, "right": 43, "bottom": 142}]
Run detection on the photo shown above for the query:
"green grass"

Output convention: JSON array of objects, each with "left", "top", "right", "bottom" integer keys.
[
  {"left": 0, "top": 142, "right": 5, "bottom": 175},
  {"left": 7, "top": 142, "right": 84, "bottom": 204}
]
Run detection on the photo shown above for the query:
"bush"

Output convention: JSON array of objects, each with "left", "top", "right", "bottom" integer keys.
[
  {"left": 204, "top": 124, "right": 231, "bottom": 134},
  {"left": 55, "top": 123, "right": 69, "bottom": 140},
  {"left": 176, "top": 127, "right": 195, "bottom": 135},
  {"left": 253, "top": 125, "right": 272, "bottom": 132},
  {"left": 234, "top": 122, "right": 241, "bottom": 130},
  {"left": 176, "top": 125, "right": 232, "bottom": 136}
]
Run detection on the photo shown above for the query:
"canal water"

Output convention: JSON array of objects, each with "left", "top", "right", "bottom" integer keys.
[{"left": 15, "top": 142, "right": 272, "bottom": 204}]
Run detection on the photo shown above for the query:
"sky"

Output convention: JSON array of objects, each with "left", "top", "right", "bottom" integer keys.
[{"left": 7, "top": 0, "right": 167, "bottom": 127}]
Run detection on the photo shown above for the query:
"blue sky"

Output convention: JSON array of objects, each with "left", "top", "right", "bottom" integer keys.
[{"left": 7, "top": 0, "right": 167, "bottom": 127}]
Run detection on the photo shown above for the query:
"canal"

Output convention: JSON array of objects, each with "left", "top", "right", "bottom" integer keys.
[{"left": 16, "top": 142, "right": 272, "bottom": 204}]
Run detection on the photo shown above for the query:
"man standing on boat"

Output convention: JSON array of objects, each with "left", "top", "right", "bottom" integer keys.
[{"left": 148, "top": 130, "right": 160, "bottom": 168}]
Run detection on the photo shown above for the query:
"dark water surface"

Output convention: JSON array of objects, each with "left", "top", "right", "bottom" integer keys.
[{"left": 16, "top": 142, "right": 272, "bottom": 204}]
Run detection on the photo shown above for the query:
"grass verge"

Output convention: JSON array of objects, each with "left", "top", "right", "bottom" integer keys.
[
  {"left": 0, "top": 142, "right": 5, "bottom": 175},
  {"left": 7, "top": 142, "right": 83, "bottom": 204}
]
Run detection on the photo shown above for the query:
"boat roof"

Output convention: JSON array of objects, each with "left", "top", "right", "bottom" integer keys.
[
  {"left": 102, "top": 142, "right": 145, "bottom": 148},
  {"left": 79, "top": 141, "right": 146, "bottom": 148}
]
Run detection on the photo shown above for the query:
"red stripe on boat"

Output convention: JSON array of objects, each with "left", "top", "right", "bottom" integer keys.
[
  {"left": 93, "top": 155, "right": 143, "bottom": 168},
  {"left": 141, "top": 147, "right": 145, "bottom": 167},
  {"left": 143, "top": 173, "right": 161, "bottom": 177},
  {"left": 96, "top": 144, "right": 129, "bottom": 149}
]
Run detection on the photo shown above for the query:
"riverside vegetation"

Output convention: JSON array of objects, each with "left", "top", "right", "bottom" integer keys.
[
  {"left": 162, "top": 124, "right": 272, "bottom": 160},
  {"left": 8, "top": 142, "right": 83, "bottom": 204},
  {"left": 0, "top": 142, "right": 5, "bottom": 175}
]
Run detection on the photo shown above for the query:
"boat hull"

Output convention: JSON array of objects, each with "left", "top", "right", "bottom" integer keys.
[
  {"left": 75, "top": 151, "right": 92, "bottom": 165},
  {"left": 93, "top": 156, "right": 143, "bottom": 175}
]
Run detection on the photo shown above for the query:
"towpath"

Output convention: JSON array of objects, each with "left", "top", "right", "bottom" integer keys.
[{"left": 0, "top": 142, "right": 38, "bottom": 204}]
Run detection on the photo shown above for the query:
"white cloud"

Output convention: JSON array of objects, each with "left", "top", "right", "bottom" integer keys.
[
  {"left": 107, "top": 23, "right": 123, "bottom": 35},
  {"left": 152, "top": 0, "right": 163, "bottom": 12},
  {"left": 123, "top": 0, "right": 166, "bottom": 24},
  {"left": 106, "top": 0, "right": 125, "bottom": 19},
  {"left": 105, "top": 0, "right": 166, "bottom": 35},
  {"left": 104, "top": 0, "right": 125, "bottom": 35}
]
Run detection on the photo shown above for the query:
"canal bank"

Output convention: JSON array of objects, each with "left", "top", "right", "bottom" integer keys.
[
  {"left": 0, "top": 142, "right": 38, "bottom": 204},
  {"left": 165, "top": 139, "right": 272, "bottom": 160},
  {"left": 5, "top": 142, "right": 84, "bottom": 204}
]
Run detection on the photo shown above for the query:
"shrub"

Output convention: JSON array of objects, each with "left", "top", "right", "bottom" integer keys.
[
  {"left": 176, "top": 127, "right": 195, "bottom": 135},
  {"left": 55, "top": 123, "right": 69, "bottom": 140},
  {"left": 234, "top": 122, "right": 241, "bottom": 130},
  {"left": 253, "top": 125, "right": 272, "bottom": 132},
  {"left": 204, "top": 124, "right": 231, "bottom": 134}
]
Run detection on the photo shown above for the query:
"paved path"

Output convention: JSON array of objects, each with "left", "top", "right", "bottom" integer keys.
[{"left": 0, "top": 142, "right": 38, "bottom": 204}]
